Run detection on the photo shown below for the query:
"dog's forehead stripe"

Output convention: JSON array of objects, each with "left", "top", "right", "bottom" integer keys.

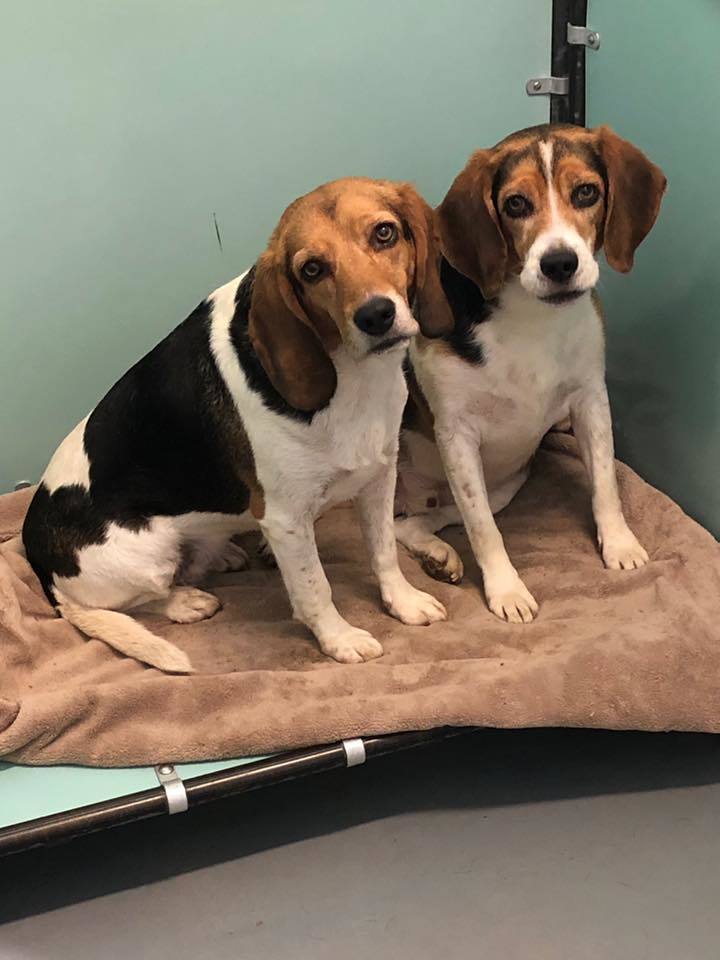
[{"left": 539, "top": 140, "right": 553, "bottom": 182}]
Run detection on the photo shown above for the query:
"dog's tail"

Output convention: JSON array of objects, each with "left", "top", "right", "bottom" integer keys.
[{"left": 57, "top": 600, "right": 193, "bottom": 674}]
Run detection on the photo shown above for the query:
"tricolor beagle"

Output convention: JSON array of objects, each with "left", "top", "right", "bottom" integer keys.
[
  {"left": 23, "top": 177, "right": 452, "bottom": 671},
  {"left": 396, "top": 124, "right": 666, "bottom": 622}
]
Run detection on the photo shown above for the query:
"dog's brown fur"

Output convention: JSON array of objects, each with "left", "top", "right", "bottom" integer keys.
[
  {"left": 249, "top": 177, "right": 452, "bottom": 411},
  {"left": 436, "top": 124, "right": 667, "bottom": 299}
]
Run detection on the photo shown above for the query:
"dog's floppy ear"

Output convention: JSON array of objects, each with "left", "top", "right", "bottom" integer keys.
[
  {"left": 248, "top": 253, "right": 337, "bottom": 412},
  {"left": 436, "top": 149, "right": 507, "bottom": 299},
  {"left": 392, "top": 182, "right": 453, "bottom": 337},
  {"left": 595, "top": 126, "right": 667, "bottom": 273}
]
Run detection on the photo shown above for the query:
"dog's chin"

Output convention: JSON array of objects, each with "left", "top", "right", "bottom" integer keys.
[
  {"left": 538, "top": 288, "right": 588, "bottom": 306},
  {"left": 368, "top": 334, "right": 411, "bottom": 356}
]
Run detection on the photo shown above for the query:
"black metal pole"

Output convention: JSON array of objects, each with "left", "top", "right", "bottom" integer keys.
[
  {"left": 550, "top": 0, "right": 571, "bottom": 123},
  {"left": 568, "top": 0, "right": 589, "bottom": 126},
  {"left": 551, "top": 0, "right": 588, "bottom": 127}
]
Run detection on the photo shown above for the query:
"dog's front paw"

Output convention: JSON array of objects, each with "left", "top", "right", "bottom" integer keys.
[
  {"left": 383, "top": 582, "right": 447, "bottom": 625},
  {"left": 485, "top": 575, "right": 538, "bottom": 624},
  {"left": 600, "top": 526, "right": 649, "bottom": 571},
  {"left": 319, "top": 627, "right": 384, "bottom": 664}
]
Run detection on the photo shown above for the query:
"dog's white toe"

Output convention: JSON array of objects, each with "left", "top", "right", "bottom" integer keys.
[
  {"left": 320, "top": 627, "right": 384, "bottom": 663},
  {"left": 486, "top": 577, "right": 539, "bottom": 624},
  {"left": 165, "top": 587, "right": 222, "bottom": 624},
  {"left": 600, "top": 529, "right": 649, "bottom": 571},
  {"left": 384, "top": 583, "right": 447, "bottom": 625}
]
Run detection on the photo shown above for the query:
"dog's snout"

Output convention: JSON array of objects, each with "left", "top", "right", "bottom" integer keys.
[
  {"left": 540, "top": 248, "right": 579, "bottom": 284},
  {"left": 353, "top": 296, "right": 396, "bottom": 336}
]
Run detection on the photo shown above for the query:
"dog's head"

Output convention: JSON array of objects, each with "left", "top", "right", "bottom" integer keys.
[
  {"left": 249, "top": 177, "right": 452, "bottom": 411},
  {"left": 437, "top": 124, "right": 667, "bottom": 305}
]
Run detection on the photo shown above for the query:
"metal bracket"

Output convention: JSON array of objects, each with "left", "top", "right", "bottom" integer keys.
[
  {"left": 342, "top": 738, "right": 367, "bottom": 768},
  {"left": 154, "top": 764, "right": 188, "bottom": 814},
  {"left": 526, "top": 76, "right": 569, "bottom": 97},
  {"left": 567, "top": 23, "right": 601, "bottom": 50}
]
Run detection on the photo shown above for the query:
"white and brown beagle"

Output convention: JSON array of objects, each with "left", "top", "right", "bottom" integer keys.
[
  {"left": 396, "top": 124, "right": 667, "bottom": 622},
  {"left": 23, "top": 177, "right": 453, "bottom": 671}
]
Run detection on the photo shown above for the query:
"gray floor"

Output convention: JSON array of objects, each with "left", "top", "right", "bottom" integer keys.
[{"left": 2, "top": 730, "right": 719, "bottom": 959}]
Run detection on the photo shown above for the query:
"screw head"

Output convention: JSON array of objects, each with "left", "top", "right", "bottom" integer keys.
[
  {"left": 158, "top": 764, "right": 174, "bottom": 775},
  {"left": 532, "top": 80, "right": 542, "bottom": 91},
  {"left": 587, "top": 32, "right": 598, "bottom": 46}
]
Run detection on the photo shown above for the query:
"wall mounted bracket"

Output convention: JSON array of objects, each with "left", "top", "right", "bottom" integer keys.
[
  {"left": 567, "top": 23, "right": 600, "bottom": 50},
  {"left": 526, "top": 76, "right": 569, "bottom": 97}
]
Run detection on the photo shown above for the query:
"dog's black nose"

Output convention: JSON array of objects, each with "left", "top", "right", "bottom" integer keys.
[
  {"left": 353, "top": 297, "right": 396, "bottom": 336},
  {"left": 540, "top": 248, "right": 579, "bottom": 284}
]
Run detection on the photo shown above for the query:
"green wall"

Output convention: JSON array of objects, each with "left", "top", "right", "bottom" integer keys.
[
  {"left": 588, "top": 0, "right": 720, "bottom": 535},
  {"left": 0, "top": 1, "right": 549, "bottom": 492}
]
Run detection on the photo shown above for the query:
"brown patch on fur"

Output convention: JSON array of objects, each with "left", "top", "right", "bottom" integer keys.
[
  {"left": 219, "top": 398, "right": 266, "bottom": 521},
  {"left": 250, "top": 487, "right": 266, "bottom": 520},
  {"left": 590, "top": 288, "right": 606, "bottom": 342}
]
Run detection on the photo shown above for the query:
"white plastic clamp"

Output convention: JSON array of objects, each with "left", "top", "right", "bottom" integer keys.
[{"left": 342, "top": 738, "right": 367, "bottom": 768}]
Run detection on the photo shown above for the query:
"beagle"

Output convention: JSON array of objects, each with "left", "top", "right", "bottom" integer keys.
[
  {"left": 396, "top": 124, "right": 667, "bottom": 622},
  {"left": 23, "top": 177, "right": 453, "bottom": 671}
]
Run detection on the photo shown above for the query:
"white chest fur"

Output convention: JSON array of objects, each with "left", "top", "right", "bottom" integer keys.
[
  {"left": 209, "top": 280, "right": 408, "bottom": 518},
  {"left": 297, "top": 347, "right": 409, "bottom": 510},
  {"left": 412, "top": 280, "right": 605, "bottom": 493}
]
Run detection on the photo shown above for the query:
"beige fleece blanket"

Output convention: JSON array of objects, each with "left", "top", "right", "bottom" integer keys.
[{"left": 1, "top": 435, "right": 718, "bottom": 767}]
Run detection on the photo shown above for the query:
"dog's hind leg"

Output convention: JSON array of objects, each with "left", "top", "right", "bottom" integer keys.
[
  {"left": 395, "top": 505, "right": 465, "bottom": 584},
  {"left": 54, "top": 517, "right": 199, "bottom": 672},
  {"left": 177, "top": 536, "right": 249, "bottom": 583},
  {"left": 138, "top": 585, "right": 221, "bottom": 623}
]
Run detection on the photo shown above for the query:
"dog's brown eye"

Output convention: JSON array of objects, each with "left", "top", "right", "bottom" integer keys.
[
  {"left": 572, "top": 183, "right": 600, "bottom": 208},
  {"left": 503, "top": 194, "right": 533, "bottom": 219},
  {"left": 373, "top": 221, "right": 398, "bottom": 246},
  {"left": 300, "top": 259, "right": 325, "bottom": 282}
]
